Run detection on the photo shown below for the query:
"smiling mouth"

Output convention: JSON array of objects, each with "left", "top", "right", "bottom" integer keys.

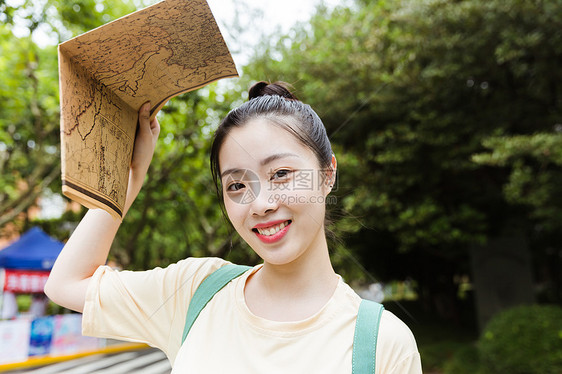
[{"left": 252, "top": 220, "right": 292, "bottom": 236}]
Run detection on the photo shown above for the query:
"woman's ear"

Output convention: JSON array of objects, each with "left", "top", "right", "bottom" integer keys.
[{"left": 324, "top": 153, "right": 337, "bottom": 193}]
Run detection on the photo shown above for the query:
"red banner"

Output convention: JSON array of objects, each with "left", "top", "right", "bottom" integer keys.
[{"left": 3, "top": 270, "right": 49, "bottom": 293}]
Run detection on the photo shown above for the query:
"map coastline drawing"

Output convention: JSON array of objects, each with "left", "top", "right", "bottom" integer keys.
[{"left": 59, "top": 0, "right": 238, "bottom": 219}]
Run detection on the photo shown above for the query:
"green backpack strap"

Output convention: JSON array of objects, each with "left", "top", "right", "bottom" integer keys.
[
  {"left": 182, "top": 265, "right": 384, "bottom": 374},
  {"left": 352, "top": 299, "right": 385, "bottom": 374},
  {"left": 181, "top": 264, "right": 251, "bottom": 344}
]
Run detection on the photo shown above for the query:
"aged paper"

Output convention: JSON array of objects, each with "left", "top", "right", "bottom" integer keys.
[{"left": 59, "top": 0, "right": 238, "bottom": 219}]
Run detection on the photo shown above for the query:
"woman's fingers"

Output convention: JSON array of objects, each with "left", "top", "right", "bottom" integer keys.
[
  {"left": 139, "top": 102, "right": 161, "bottom": 145},
  {"left": 138, "top": 102, "right": 152, "bottom": 134},
  {"left": 149, "top": 117, "right": 160, "bottom": 145},
  {"left": 124, "top": 103, "right": 161, "bottom": 212},
  {"left": 131, "top": 102, "right": 159, "bottom": 171}
]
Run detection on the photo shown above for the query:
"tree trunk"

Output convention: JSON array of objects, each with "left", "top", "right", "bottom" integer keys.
[{"left": 470, "top": 233, "right": 535, "bottom": 331}]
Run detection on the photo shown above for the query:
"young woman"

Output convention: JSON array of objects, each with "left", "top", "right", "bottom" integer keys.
[{"left": 45, "top": 82, "right": 422, "bottom": 373}]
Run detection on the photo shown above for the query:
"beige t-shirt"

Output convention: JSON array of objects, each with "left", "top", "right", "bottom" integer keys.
[{"left": 83, "top": 257, "right": 422, "bottom": 373}]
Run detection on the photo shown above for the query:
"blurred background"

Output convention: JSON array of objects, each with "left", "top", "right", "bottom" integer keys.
[{"left": 0, "top": 0, "right": 561, "bottom": 372}]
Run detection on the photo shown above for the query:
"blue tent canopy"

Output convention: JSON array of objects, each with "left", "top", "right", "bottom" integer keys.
[{"left": 0, "top": 227, "right": 64, "bottom": 270}]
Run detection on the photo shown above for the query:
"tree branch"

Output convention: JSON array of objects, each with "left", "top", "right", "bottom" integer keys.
[{"left": 0, "top": 163, "right": 60, "bottom": 227}]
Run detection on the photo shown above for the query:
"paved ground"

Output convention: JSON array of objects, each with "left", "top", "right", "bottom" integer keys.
[{"left": 0, "top": 348, "right": 171, "bottom": 374}]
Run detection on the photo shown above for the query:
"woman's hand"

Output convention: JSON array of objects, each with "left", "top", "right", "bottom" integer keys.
[{"left": 124, "top": 102, "right": 160, "bottom": 215}]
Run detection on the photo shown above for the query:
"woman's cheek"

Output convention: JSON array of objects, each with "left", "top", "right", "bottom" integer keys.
[{"left": 225, "top": 200, "right": 246, "bottom": 229}]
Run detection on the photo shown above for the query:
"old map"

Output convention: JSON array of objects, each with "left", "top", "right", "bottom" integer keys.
[{"left": 59, "top": 0, "right": 238, "bottom": 218}]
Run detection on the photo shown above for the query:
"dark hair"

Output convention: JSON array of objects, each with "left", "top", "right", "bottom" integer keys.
[
  {"left": 211, "top": 81, "right": 333, "bottom": 184},
  {"left": 209, "top": 81, "right": 336, "bottom": 232}
]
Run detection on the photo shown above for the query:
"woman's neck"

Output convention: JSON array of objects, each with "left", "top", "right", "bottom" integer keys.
[{"left": 244, "top": 236, "right": 339, "bottom": 322}]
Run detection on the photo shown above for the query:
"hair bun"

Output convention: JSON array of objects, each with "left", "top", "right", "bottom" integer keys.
[{"left": 248, "top": 81, "right": 298, "bottom": 101}]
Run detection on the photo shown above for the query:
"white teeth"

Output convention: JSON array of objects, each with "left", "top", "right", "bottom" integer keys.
[{"left": 257, "top": 221, "right": 289, "bottom": 236}]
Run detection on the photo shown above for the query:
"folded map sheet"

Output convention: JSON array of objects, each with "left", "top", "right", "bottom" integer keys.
[{"left": 59, "top": 0, "right": 238, "bottom": 219}]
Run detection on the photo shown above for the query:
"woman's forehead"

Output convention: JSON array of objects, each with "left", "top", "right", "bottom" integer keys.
[{"left": 218, "top": 119, "right": 317, "bottom": 172}]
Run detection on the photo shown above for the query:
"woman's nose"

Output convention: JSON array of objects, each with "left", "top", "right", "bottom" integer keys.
[{"left": 250, "top": 184, "right": 279, "bottom": 216}]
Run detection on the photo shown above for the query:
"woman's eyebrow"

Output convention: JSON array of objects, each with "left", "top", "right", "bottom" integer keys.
[
  {"left": 221, "top": 153, "right": 300, "bottom": 179},
  {"left": 221, "top": 168, "right": 244, "bottom": 179},
  {"left": 259, "top": 152, "right": 299, "bottom": 167}
]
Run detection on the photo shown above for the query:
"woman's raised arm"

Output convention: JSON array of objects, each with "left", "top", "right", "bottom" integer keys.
[{"left": 44, "top": 102, "right": 160, "bottom": 312}]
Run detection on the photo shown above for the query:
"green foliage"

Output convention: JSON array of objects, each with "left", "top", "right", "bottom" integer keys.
[
  {"left": 474, "top": 133, "right": 562, "bottom": 230},
  {"left": 443, "top": 344, "right": 481, "bottom": 374},
  {"left": 0, "top": 23, "right": 61, "bottom": 228},
  {"left": 0, "top": 0, "right": 142, "bottom": 231},
  {"left": 385, "top": 299, "right": 478, "bottom": 373},
  {"left": 441, "top": 305, "right": 562, "bottom": 374},
  {"left": 479, "top": 305, "right": 562, "bottom": 374},
  {"left": 244, "top": 0, "right": 562, "bottom": 286},
  {"left": 47, "top": 0, "right": 137, "bottom": 39}
]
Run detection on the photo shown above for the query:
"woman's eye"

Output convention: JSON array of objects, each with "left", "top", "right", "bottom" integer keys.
[
  {"left": 227, "top": 182, "right": 245, "bottom": 192},
  {"left": 271, "top": 169, "right": 292, "bottom": 181}
]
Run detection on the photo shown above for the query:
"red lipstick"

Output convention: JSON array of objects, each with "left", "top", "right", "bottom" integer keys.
[
  {"left": 253, "top": 219, "right": 289, "bottom": 229},
  {"left": 252, "top": 220, "right": 291, "bottom": 244}
]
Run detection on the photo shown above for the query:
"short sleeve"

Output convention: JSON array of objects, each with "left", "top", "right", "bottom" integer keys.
[
  {"left": 388, "top": 351, "right": 423, "bottom": 374},
  {"left": 376, "top": 310, "right": 423, "bottom": 374},
  {"left": 82, "top": 257, "right": 229, "bottom": 362}
]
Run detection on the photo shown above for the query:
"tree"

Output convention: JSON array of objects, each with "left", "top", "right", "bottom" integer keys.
[
  {"left": 0, "top": 25, "right": 60, "bottom": 228},
  {"left": 245, "top": 0, "right": 562, "bottom": 326},
  {"left": 0, "top": 0, "right": 138, "bottom": 231},
  {"left": 473, "top": 133, "right": 562, "bottom": 304}
]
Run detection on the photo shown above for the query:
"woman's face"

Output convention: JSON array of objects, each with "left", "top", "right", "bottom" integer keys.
[{"left": 219, "top": 117, "right": 333, "bottom": 266}]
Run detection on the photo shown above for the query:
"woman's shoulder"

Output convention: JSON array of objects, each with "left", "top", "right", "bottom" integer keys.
[
  {"left": 377, "top": 310, "right": 422, "bottom": 373},
  {"left": 172, "top": 257, "right": 231, "bottom": 272},
  {"left": 156, "top": 257, "right": 232, "bottom": 287},
  {"left": 333, "top": 281, "right": 422, "bottom": 372},
  {"left": 103, "top": 257, "right": 232, "bottom": 295},
  {"left": 336, "top": 282, "right": 418, "bottom": 347},
  {"left": 379, "top": 310, "right": 418, "bottom": 346}
]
